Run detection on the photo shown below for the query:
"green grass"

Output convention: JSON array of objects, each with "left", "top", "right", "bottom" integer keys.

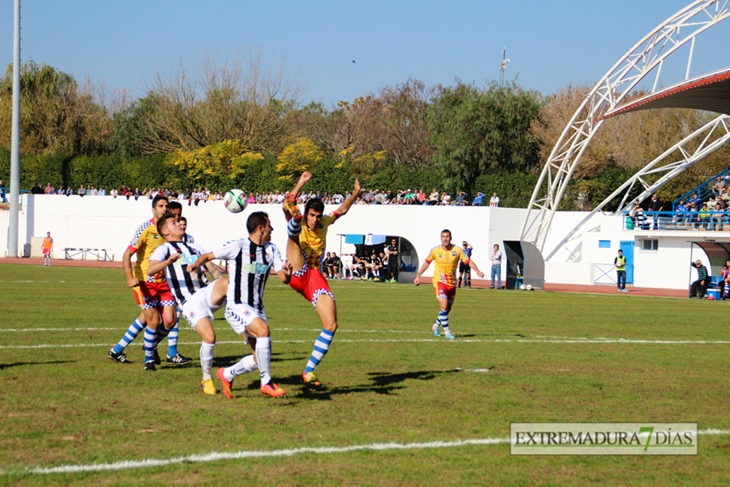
[{"left": 1, "top": 263, "right": 729, "bottom": 486}]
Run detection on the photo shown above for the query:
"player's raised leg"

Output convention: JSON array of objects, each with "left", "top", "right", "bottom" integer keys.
[{"left": 302, "top": 293, "right": 338, "bottom": 386}]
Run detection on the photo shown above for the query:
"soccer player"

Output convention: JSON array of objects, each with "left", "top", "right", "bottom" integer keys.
[
  {"left": 148, "top": 213, "right": 227, "bottom": 394},
  {"left": 282, "top": 171, "right": 361, "bottom": 387},
  {"left": 188, "top": 211, "right": 290, "bottom": 398},
  {"left": 414, "top": 229, "right": 485, "bottom": 339},
  {"left": 107, "top": 195, "right": 192, "bottom": 368},
  {"left": 41, "top": 232, "right": 54, "bottom": 266}
]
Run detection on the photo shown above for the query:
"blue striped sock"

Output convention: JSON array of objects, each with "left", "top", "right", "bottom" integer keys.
[
  {"left": 287, "top": 219, "right": 302, "bottom": 239},
  {"left": 113, "top": 318, "right": 144, "bottom": 354},
  {"left": 166, "top": 318, "right": 180, "bottom": 358},
  {"left": 304, "top": 329, "right": 335, "bottom": 373},
  {"left": 143, "top": 328, "right": 157, "bottom": 363},
  {"left": 438, "top": 310, "right": 451, "bottom": 335}
]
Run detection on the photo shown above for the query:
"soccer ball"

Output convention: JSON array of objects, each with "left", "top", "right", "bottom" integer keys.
[
  {"left": 224, "top": 189, "right": 247, "bottom": 213},
  {"left": 526, "top": 284, "right": 534, "bottom": 291},
  {"left": 519, "top": 284, "right": 527, "bottom": 290}
]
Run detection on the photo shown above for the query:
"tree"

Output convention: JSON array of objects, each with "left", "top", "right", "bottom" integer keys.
[
  {"left": 277, "top": 137, "right": 323, "bottom": 182},
  {"left": 137, "top": 52, "right": 304, "bottom": 156},
  {"left": 167, "top": 139, "right": 263, "bottom": 188},
  {"left": 427, "top": 81, "right": 543, "bottom": 193}
]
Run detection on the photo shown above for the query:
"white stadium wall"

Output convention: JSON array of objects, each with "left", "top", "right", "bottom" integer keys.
[{"left": 0, "top": 195, "right": 712, "bottom": 289}]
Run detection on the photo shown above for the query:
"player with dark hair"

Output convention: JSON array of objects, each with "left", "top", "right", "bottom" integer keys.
[
  {"left": 414, "top": 229, "right": 484, "bottom": 339},
  {"left": 188, "top": 211, "right": 291, "bottom": 398},
  {"left": 148, "top": 213, "right": 227, "bottom": 393},
  {"left": 107, "top": 195, "right": 191, "bottom": 368},
  {"left": 282, "top": 171, "right": 361, "bottom": 387}
]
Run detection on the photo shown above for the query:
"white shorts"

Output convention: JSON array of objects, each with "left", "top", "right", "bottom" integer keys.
[
  {"left": 182, "top": 284, "right": 224, "bottom": 329},
  {"left": 224, "top": 304, "right": 267, "bottom": 336}
]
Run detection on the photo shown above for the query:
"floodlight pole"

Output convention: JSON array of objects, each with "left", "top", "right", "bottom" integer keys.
[
  {"left": 8, "top": 0, "right": 21, "bottom": 257},
  {"left": 499, "top": 47, "right": 510, "bottom": 87}
]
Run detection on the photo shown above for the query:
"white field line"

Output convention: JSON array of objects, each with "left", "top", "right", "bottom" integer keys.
[
  {"left": 2, "top": 337, "right": 730, "bottom": 350},
  {"left": 3, "top": 430, "right": 728, "bottom": 476},
  {"left": 0, "top": 327, "right": 422, "bottom": 334}
]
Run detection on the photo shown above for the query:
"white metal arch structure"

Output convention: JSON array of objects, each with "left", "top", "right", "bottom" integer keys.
[
  {"left": 520, "top": 0, "right": 730, "bottom": 252},
  {"left": 544, "top": 113, "right": 730, "bottom": 262}
]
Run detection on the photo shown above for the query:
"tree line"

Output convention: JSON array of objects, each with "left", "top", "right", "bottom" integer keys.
[{"left": 2, "top": 55, "right": 729, "bottom": 210}]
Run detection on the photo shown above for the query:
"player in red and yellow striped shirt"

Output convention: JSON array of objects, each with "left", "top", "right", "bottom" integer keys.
[{"left": 415, "top": 229, "right": 484, "bottom": 339}]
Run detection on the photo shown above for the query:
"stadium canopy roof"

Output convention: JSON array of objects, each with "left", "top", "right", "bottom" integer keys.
[{"left": 599, "top": 68, "right": 730, "bottom": 120}]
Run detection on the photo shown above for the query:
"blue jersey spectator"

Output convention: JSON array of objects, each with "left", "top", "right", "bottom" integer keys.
[{"left": 472, "top": 192, "right": 484, "bottom": 206}]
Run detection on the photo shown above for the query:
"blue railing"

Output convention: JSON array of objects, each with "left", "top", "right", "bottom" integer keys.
[
  {"left": 623, "top": 210, "right": 730, "bottom": 231},
  {"left": 672, "top": 168, "right": 730, "bottom": 210}
]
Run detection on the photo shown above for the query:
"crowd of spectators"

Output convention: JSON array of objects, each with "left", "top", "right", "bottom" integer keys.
[{"left": 25, "top": 182, "right": 502, "bottom": 208}]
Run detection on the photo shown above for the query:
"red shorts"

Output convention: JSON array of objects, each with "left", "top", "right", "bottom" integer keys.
[
  {"left": 434, "top": 282, "right": 456, "bottom": 303},
  {"left": 42, "top": 248, "right": 50, "bottom": 255},
  {"left": 289, "top": 263, "right": 334, "bottom": 308},
  {"left": 132, "top": 281, "right": 176, "bottom": 310}
]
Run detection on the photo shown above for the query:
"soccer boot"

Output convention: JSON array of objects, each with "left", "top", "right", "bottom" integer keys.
[
  {"left": 217, "top": 368, "right": 234, "bottom": 399},
  {"left": 302, "top": 371, "right": 322, "bottom": 387},
  {"left": 261, "top": 382, "right": 286, "bottom": 398},
  {"left": 144, "top": 361, "right": 157, "bottom": 371},
  {"left": 107, "top": 348, "right": 128, "bottom": 364},
  {"left": 432, "top": 323, "right": 440, "bottom": 337},
  {"left": 166, "top": 353, "right": 193, "bottom": 365},
  {"left": 444, "top": 333, "right": 456, "bottom": 340},
  {"left": 153, "top": 348, "right": 161, "bottom": 365},
  {"left": 282, "top": 193, "right": 302, "bottom": 222},
  {"left": 201, "top": 378, "right": 217, "bottom": 395}
]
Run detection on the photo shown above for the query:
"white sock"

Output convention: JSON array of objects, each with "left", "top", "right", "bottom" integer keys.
[
  {"left": 224, "top": 355, "right": 257, "bottom": 382},
  {"left": 200, "top": 342, "right": 215, "bottom": 380},
  {"left": 255, "top": 337, "right": 272, "bottom": 386}
]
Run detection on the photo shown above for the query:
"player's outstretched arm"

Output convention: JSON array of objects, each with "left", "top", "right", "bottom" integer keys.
[
  {"left": 335, "top": 178, "right": 362, "bottom": 217},
  {"left": 468, "top": 260, "right": 485, "bottom": 279},
  {"left": 289, "top": 171, "right": 312, "bottom": 198},
  {"left": 122, "top": 248, "right": 139, "bottom": 288},
  {"left": 147, "top": 253, "right": 180, "bottom": 276},
  {"left": 413, "top": 261, "right": 431, "bottom": 286},
  {"left": 187, "top": 251, "right": 214, "bottom": 273}
]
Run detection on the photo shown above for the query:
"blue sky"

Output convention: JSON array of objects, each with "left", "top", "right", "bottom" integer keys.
[{"left": 2, "top": 1, "right": 729, "bottom": 107}]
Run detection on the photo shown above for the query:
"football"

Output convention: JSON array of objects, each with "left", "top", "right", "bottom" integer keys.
[{"left": 224, "top": 189, "right": 247, "bottom": 213}]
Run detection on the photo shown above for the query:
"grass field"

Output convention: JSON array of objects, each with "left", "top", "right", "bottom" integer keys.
[{"left": 1, "top": 263, "right": 729, "bottom": 486}]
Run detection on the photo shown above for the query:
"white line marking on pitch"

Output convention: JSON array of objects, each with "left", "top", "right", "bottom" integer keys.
[
  {"left": 2, "top": 337, "right": 730, "bottom": 350},
  {"left": 3, "top": 429, "right": 727, "bottom": 476}
]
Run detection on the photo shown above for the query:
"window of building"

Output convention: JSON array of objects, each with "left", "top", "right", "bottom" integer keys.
[
  {"left": 641, "top": 239, "right": 658, "bottom": 251},
  {"left": 598, "top": 240, "right": 611, "bottom": 249}
]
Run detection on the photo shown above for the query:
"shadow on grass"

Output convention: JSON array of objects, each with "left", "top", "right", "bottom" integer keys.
[
  {"left": 244, "top": 369, "right": 459, "bottom": 401},
  {"left": 0, "top": 360, "right": 76, "bottom": 370}
]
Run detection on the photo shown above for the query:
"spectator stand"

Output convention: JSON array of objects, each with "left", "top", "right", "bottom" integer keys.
[
  {"left": 688, "top": 241, "right": 730, "bottom": 298},
  {"left": 623, "top": 209, "right": 730, "bottom": 231},
  {"left": 672, "top": 168, "right": 730, "bottom": 210},
  {"left": 64, "top": 248, "right": 113, "bottom": 261}
]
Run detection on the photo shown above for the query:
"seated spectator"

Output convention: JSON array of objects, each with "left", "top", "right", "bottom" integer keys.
[
  {"left": 369, "top": 250, "right": 383, "bottom": 281},
  {"left": 99, "top": 187, "right": 106, "bottom": 196},
  {"left": 440, "top": 192, "right": 451, "bottom": 206},
  {"left": 327, "top": 252, "right": 342, "bottom": 279},
  {"left": 673, "top": 200, "right": 688, "bottom": 228},
  {"left": 690, "top": 260, "right": 708, "bottom": 298},
  {"left": 455, "top": 191, "right": 467, "bottom": 206},
  {"left": 58, "top": 187, "right": 66, "bottom": 196},
  {"left": 698, "top": 203, "right": 711, "bottom": 230},
  {"left": 44, "top": 183, "right": 53, "bottom": 194},
  {"left": 490, "top": 192, "right": 500, "bottom": 207},
  {"left": 428, "top": 188, "right": 439, "bottom": 206},
  {"left": 31, "top": 183, "right": 43, "bottom": 194},
  {"left": 473, "top": 192, "right": 484, "bottom": 206},
  {"left": 353, "top": 254, "right": 368, "bottom": 280},
  {"left": 630, "top": 200, "right": 644, "bottom": 229},
  {"left": 713, "top": 176, "right": 726, "bottom": 196}
]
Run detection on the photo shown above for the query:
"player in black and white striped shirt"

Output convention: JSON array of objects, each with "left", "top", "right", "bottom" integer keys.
[
  {"left": 148, "top": 213, "right": 227, "bottom": 395},
  {"left": 189, "top": 211, "right": 291, "bottom": 399}
]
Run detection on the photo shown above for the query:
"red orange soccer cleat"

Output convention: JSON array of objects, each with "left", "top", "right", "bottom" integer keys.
[
  {"left": 261, "top": 382, "right": 286, "bottom": 398},
  {"left": 301, "top": 371, "right": 322, "bottom": 387},
  {"left": 282, "top": 193, "right": 302, "bottom": 222},
  {"left": 216, "top": 367, "right": 233, "bottom": 399}
]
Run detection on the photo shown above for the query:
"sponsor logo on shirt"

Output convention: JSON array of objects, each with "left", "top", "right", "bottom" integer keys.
[{"left": 243, "top": 262, "right": 271, "bottom": 274}]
